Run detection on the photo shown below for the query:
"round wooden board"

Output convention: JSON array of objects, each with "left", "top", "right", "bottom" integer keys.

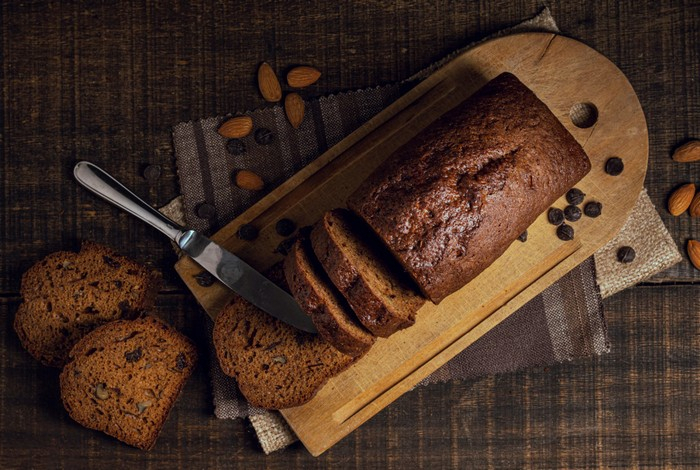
[{"left": 175, "top": 33, "right": 648, "bottom": 456}]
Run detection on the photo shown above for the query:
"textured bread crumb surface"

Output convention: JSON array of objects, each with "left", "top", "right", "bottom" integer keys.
[{"left": 59, "top": 316, "right": 197, "bottom": 450}]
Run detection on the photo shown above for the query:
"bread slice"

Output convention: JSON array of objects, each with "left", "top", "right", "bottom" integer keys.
[
  {"left": 311, "top": 209, "right": 425, "bottom": 337},
  {"left": 59, "top": 316, "right": 197, "bottom": 450},
  {"left": 213, "top": 263, "right": 356, "bottom": 410},
  {"left": 14, "top": 241, "right": 161, "bottom": 367},
  {"left": 285, "top": 236, "right": 375, "bottom": 357}
]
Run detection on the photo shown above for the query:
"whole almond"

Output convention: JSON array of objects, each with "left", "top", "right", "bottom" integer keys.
[
  {"left": 690, "top": 192, "right": 700, "bottom": 217},
  {"left": 258, "top": 62, "right": 282, "bottom": 102},
  {"left": 285, "top": 93, "right": 305, "bottom": 129},
  {"left": 672, "top": 140, "right": 700, "bottom": 162},
  {"left": 688, "top": 240, "right": 700, "bottom": 270},
  {"left": 668, "top": 183, "right": 695, "bottom": 216},
  {"left": 235, "top": 170, "right": 264, "bottom": 191},
  {"left": 287, "top": 66, "right": 321, "bottom": 88},
  {"left": 218, "top": 116, "right": 253, "bottom": 138}
]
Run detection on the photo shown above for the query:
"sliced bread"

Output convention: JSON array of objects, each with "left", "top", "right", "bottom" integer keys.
[
  {"left": 59, "top": 316, "right": 197, "bottom": 450},
  {"left": 14, "top": 241, "right": 161, "bottom": 367},
  {"left": 311, "top": 209, "right": 425, "bottom": 337},
  {"left": 284, "top": 236, "right": 375, "bottom": 357},
  {"left": 213, "top": 263, "right": 356, "bottom": 410}
]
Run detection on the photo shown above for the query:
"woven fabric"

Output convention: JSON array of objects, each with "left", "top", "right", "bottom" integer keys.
[{"left": 167, "top": 7, "right": 680, "bottom": 454}]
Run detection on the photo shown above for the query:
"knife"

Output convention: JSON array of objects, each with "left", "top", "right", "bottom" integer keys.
[{"left": 73, "top": 161, "right": 317, "bottom": 334}]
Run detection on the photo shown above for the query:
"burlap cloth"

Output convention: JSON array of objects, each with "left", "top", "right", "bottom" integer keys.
[{"left": 168, "top": 8, "right": 681, "bottom": 454}]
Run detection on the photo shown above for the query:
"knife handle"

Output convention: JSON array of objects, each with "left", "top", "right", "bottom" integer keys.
[{"left": 73, "top": 161, "right": 184, "bottom": 242}]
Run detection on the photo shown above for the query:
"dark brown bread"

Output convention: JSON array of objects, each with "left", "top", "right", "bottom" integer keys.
[
  {"left": 285, "top": 236, "right": 375, "bottom": 357},
  {"left": 213, "top": 263, "right": 356, "bottom": 410},
  {"left": 59, "top": 316, "right": 197, "bottom": 450},
  {"left": 14, "top": 241, "right": 161, "bottom": 367},
  {"left": 311, "top": 209, "right": 425, "bottom": 337},
  {"left": 348, "top": 72, "right": 591, "bottom": 303}
]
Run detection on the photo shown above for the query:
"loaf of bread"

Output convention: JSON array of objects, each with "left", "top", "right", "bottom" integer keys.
[
  {"left": 311, "top": 209, "right": 425, "bottom": 337},
  {"left": 59, "top": 316, "right": 197, "bottom": 450},
  {"left": 14, "top": 241, "right": 161, "bottom": 367},
  {"left": 213, "top": 263, "right": 356, "bottom": 409},
  {"left": 348, "top": 72, "right": 591, "bottom": 303},
  {"left": 285, "top": 236, "right": 375, "bottom": 357}
]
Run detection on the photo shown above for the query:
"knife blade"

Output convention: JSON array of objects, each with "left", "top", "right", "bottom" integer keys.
[{"left": 73, "top": 161, "right": 317, "bottom": 334}]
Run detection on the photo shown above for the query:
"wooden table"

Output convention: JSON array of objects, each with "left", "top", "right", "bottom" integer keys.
[{"left": 1, "top": 1, "right": 698, "bottom": 467}]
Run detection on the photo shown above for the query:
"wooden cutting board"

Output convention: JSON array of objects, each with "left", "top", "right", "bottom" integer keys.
[{"left": 174, "top": 32, "right": 647, "bottom": 456}]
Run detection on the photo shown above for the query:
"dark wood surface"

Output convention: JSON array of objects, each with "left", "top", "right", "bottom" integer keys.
[{"left": 1, "top": 1, "right": 698, "bottom": 467}]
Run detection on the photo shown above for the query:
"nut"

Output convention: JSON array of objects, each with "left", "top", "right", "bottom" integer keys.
[
  {"left": 287, "top": 66, "right": 321, "bottom": 88},
  {"left": 284, "top": 93, "right": 305, "bottom": 129},
  {"left": 690, "top": 192, "right": 700, "bottom": 217},
  {"left": 136, "top": 401, "right": 152, "bottom": 414},
  {"left": 688, "top": 240, "right": 700, "bottom": 270},
  {"left": 257, "top": 62, "right": 282, "bottom": 102},
  {"left": 95, "top": 383, "right": 110, "bottom": 400},
  {"left": 272, "top": 355, "right": 287, "bottom": 364},
  {"left": 218, "top": 116, "right": 253, "bottom": 138},
  {"left": 668, "top": 183, "right": 695, "bottom": 216},
  {"left": 234, "top": 170, "right": 264, "bottom": 191},
  {"left": 672, "top": 140, "right": 700, "bottom": 162}
]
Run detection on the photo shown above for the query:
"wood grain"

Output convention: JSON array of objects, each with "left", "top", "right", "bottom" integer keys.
[{"left": 1, "top": 0, "right": 698, "bottom": 467}]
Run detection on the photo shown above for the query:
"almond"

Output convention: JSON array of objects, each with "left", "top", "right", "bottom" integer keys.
[
  {"left": 688, "top": 240, "right": 700, "bottom": 270},
  {"left": 690, "top": 192, "right": 700, "bottom": 217},
  {"left": 218, "top": 116, "right": 253, "bottom": 138},
  {"left": 287, "top": 66, "right": 321, "bottom": 88},
  {"left": 235, "top": 170, "right": 264, "bottom": 191},
  {"left": 258, "top": 62, "right": 282, "bottom": 102},
  {"left": 668, "top": 183, "right": 695, "bottom": 216},
  {"left": 672, "top": 140, "right": 700, "bottom": 162},
  {"left": 284, "top": 93, "right": 305, "bottom": 129}
]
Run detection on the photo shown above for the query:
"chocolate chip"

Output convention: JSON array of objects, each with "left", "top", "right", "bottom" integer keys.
[
  {"left": 517, "top": 230, "right": 528, "bottom": 242},
  {"left": 125, "top": 347, "right": 142, "bottom": 363},
  {"left": 275, "top": 218, "right": 296, "bottom": 237},
  {"left": 584, "top": 201, "right": 603, "bottom": 218},
  {"left": 175, "top": 352, "right": 187, "bottom": 371},
  {"left": 274, "top": 237, "right": 296, "bottom": 256},
  {"left": 113, "top": 280, "right": 123, "bottom": 289},
  {"left": 254, "top": 127, "right": 275, "bottom": 145},
  {"left": 103, "top": 256, "right": 121, "bottom": 269},
  {"left": 226, "top": 138, "right": 247, "bottom": 156},
  {"left": 547, "top": 208, "right": 565, "bottom": 225},
  {"left": 566, "top": 188, "right": 586, "bottom": 205},
  {"left": 605, "top": 157, "right": 624, "bottom": 176},
  {"left": 195, "top": 203, "right": 216, "bottom": 220},
  {"left": 237, "top": 223, "right": 259, "bottom": 241},
  {"left": 564, "top": 205, "right": 582, "bottom": 222},
  {"left": 194, "top": 271, "right": 215, "bottom": 287},
  {"left": 556, "top": 224, "right": 575, "bottom": 241},
  {"left": 118, "top": 300, "right": 130, "bottom": 312},
  {"left": 617, "top": 246, "right": 636, "bottom": 263},
  {"left": 143, "top": 164, "right": 162, "bottom": 183}
]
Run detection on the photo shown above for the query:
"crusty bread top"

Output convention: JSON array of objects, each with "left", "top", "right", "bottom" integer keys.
[
  {"left": 59, "top": 316, "right": 197, "bottom": 450},
  {"left": 348, "top": 73, "right": 591, "bottom": 303},
  {"left": 213, "top": 263, "right": 356, "bottom": 410},
  {"left": 14, "top": 241, "right": 161, "bottom": 367}
]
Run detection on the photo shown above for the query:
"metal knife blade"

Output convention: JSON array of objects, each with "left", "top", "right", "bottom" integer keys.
[{"left": 73, "top": 161, "right": 317, "bottom": 334}]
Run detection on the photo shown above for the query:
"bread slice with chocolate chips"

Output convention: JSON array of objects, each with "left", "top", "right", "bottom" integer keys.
[
  {"left": 60, "top": 316, "right": 197, "bottom": 450},
  {"left": 213, "top": 263, "right": 356, "bottom": 410},
  {"left": 14, "top": 241, "right": 161, "bottom": 367},
  {"left": 311, "top": 209, "right": 425, "bottom": 337},
  {"left": 285, "top": 236, "right": 375, "bottom": 357}
]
